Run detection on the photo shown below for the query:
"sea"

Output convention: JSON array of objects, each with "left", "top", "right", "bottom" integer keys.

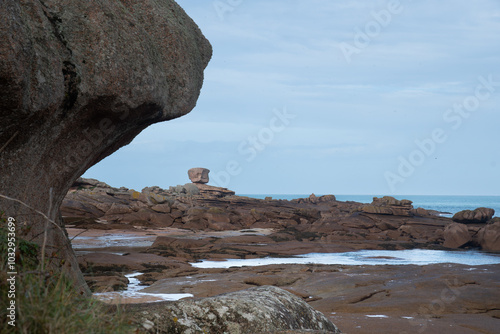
[{"left": 238, "top": 194, "right": 500, "bottom": 218}]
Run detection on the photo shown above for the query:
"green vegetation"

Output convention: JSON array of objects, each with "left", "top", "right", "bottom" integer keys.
[{"left": 0, "top": 215, "right": 136, "bottom": 333}]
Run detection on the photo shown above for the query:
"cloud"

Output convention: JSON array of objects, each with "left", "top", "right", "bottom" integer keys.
[{"left": 85, "top": 0, "right": 500, "bottom": 195}]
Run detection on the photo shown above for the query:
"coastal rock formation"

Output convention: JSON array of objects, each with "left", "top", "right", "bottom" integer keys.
[
  {"left": 443, "top": 223, "right": 471, "bottom": 248},
  {"left": 292, "top": 193, "right": 336, "bottom": 204},
  {"left": 65, "top": 179, "right": 499, "bottom": 332},
  {"left": 63, "top": 178, "right": 459, "bottom": 253},
  {"left": 64, "top": 178, "right": 481, "bottom": 267},
  {"left": 188, "top": 167, "right": 210, "bottom": 184},
  {"left": 62, "top": 178, "right": 236, "bottom": 229},
  {"left": 130, "top": 286, "right": 340, "bottom": 333},
  {"left": 452, "top": 207, "right": 495, "bottom": 224},
  {"left": 131, "top": 262, "right": 500, "bottom": 333},
  {"left": 192, "top": 183, "right": 236, "bottom": 198},
  {"left": 0, "top": 0, "right": 211, "bottom": 292}
]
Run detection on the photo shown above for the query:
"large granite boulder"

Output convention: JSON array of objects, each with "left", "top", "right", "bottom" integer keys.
[
  {"left": 452, "top": 207, "right": 495, "bottom": 224},
  {"left": 0, "top": 0, "right": 211, "bottom": 293},
  {"left": 443, "top": 223, "right": 471, "bottom": 248},
  {"left": 130, "top": 286, "right": 341, "bottom": 333},
  {"left": 188, "top": 167, "right": 210, "bottom": 184},
  {"left": 477, "top": 220, "right": 500, "bottom": 251},
  {"left": 360, "top": 196, "right": 413, "bottom": 216}
]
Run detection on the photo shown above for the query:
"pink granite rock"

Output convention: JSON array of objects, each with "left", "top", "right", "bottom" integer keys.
[{"left": 188, "top": 167, "right": 210, "bottom": 184}]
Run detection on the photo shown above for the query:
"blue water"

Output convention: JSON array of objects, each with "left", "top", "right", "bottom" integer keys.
[{"left": 239, "top": 194, "right": 499, "bottom": 217}]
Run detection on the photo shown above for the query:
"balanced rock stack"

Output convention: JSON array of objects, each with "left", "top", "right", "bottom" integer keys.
[
  {"left": 187, "top": 168, "right": 235, "bottom": 198},
  {"left": 188, "top": 168, "right": 210, "bottom": 184}
]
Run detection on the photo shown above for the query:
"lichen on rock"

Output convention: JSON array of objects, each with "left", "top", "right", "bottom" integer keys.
[{"left": 129, "top": 286, "right": 341, "bottom": 333}]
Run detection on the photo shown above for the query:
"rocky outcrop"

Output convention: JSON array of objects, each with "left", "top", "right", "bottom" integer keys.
[
  {"left": 0, "top": 0, "right": 211, "bottom": 292},
  {"left": 443, "top": 223, "right": 471, "bottom": 248},
  {"left": 292, "top": 194, "right": 336, "bottom": 204},
  {"left": 63, "top": 178, "right": 454, "bottom": 252},
  {"left": 62, "top": 178, "right": 237, "bottom": 229},
  {"left": 63, "top": 178, "right": 500, "bottom": 253},
  {"left": 130, "top": 286, "right": 340, "bottom": 333},
  {"left": 452, "top": 207, "right": 495, "bottom": 224},
  {"left": 359, "top": 196, "right": 439, "bottom": 218},
  {"left": 360, "top": 196, "right": 414, "bottom": 216},
  {"left": 188, "top": 167, "right": 210, "bottom": 184},
  {"left": 193, "top": 183, "right": 236, "bottom": 198}
]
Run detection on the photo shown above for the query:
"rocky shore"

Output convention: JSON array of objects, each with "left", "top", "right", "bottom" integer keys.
[
  {"left": 64, "top": 176, "right": 499, "bottom": 255},
  {"left": 63, "top": 175, "right": 500, "bottom": 333}
]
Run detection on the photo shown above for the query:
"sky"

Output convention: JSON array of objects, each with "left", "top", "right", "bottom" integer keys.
[{"left": 83, "top": 0, "right": 500, "bottom": 196}]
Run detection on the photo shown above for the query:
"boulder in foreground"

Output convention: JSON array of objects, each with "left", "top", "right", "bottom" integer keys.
[{"left": 130, "top": 286, "right": 341, "bottom": 333}]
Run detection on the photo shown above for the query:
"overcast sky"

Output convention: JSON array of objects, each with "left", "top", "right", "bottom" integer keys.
[{"left": 83, "top": 0, "right": 500, "bottom": 195}]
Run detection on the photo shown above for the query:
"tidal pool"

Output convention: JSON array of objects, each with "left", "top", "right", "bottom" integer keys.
[{"left": 190, "top": 249, "right": 500, "bottom": 268}]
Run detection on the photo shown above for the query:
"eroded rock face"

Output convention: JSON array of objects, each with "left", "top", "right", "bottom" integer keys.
[
  {"left": 0, "top": 0, "right": 211, "bottom": 293},
  {"left": 130, "top": 286, "right": 341, "bottom": 333}
]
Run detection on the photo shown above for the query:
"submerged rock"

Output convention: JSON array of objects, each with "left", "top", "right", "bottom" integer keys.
[{"left": 130, "top": 286, "right": 341, "bottom": 333}]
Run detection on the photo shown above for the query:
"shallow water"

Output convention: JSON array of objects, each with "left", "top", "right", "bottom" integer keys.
[
  {"left": 94, "top": 272, "right": 193, "bottom": 303},
  {"left": 190, "top": 249, "right": 500, "bottom": 268}
]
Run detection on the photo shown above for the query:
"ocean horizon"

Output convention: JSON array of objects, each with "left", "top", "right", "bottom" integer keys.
[{"left": 238, "top": 194, "right": 500, "bottom": 218}]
